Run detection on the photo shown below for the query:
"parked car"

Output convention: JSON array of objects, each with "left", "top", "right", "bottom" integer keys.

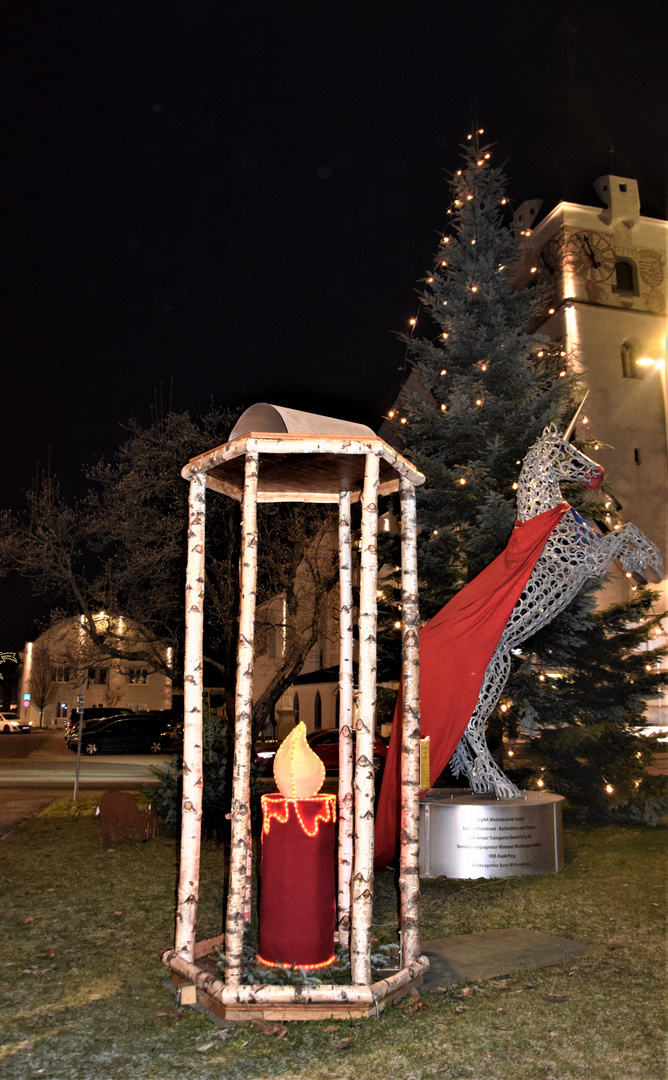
[
  {"left": 307, "top": 728, "right": 388, "bottom": 777},
  {"left": 0, "top": 713, "right": 31, "bottom": 734},
  {"left": 64, "top": 707, "right": 136, "bottom": 735},
  {"left": 66, "top": 713, "right": 175, "bottom": 755}
]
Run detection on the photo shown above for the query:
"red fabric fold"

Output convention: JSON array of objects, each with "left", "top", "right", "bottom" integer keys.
[{"left": 374, "top": 502, "right": 569, "bottom": 869}]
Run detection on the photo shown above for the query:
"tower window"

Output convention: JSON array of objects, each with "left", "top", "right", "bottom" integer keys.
[
  {"left": 614, "top": 260, "right": 638, "bottom": 294},
  {"left": 621, "top": 341, "right": 644, "bottom": 380},
  {"left": 314, "top": 690, "right": 322, "bottom": 730}
]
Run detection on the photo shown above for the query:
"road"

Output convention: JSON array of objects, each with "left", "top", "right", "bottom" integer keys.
[{"left": 0, "top": 730, "right": 176, "bottom": 838}]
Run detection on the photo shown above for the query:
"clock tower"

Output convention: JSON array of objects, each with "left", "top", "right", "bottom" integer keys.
[{"left": 514, "top": 175, "right": 667, "bottom": 723}]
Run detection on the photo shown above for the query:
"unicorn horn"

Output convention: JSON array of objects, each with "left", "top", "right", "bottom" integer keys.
[{"left": 563, "top": 391, "right": 590, "bottom": 442}]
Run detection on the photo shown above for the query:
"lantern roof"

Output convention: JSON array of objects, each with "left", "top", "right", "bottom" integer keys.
[{"left": 181, "top": 403, "right": 424, "bottom": 503}]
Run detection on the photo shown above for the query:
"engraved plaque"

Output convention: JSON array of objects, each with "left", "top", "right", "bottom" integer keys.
[{"left": 419, "top": 789, "right": 564, "bottom": 879}]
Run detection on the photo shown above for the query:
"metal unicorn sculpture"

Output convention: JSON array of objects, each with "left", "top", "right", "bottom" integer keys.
[{"left": 449, "top": 405, "right": 664, "bottom": 799}]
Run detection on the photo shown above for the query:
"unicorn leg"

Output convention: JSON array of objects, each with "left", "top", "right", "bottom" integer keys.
[{"left": 453, "top": 646, "right": 521, "bottom": 799}]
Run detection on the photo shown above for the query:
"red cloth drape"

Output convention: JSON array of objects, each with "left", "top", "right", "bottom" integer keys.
[{"left": 374, "top": 502, "right": 569, "bottom": 869}]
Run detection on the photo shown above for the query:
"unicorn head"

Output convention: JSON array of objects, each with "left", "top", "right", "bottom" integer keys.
[{"left": 517, "top": 418, "right": 604, "bottom": 518}]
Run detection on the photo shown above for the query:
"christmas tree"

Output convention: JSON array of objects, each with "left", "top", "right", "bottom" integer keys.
[
  {"left": 510, "top": 587, "right": 668, "bottom": 825},
  {"left": 378, "top": 130, "right": 581, "bottom": 668}
]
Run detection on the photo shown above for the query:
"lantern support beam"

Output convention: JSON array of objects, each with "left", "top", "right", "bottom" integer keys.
[
  {"left": 175, "top": 473, "right": 206, "bottom": 961},
  {"left": 337, "top": 489, "right": 354, "bottom": 948},
  {"left": 350, "top": 453, "right": 380, "bottom": 985},
  {"left": 225, "top": 451, "right": 260, "bottom": 987},
  {"left": 398, "top": 477, "right": 422, "bottom": 967}
]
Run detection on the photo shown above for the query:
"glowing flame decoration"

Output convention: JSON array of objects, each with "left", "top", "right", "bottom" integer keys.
[{"left": 273, "top": 722, "right": 325, "bottom": 800}]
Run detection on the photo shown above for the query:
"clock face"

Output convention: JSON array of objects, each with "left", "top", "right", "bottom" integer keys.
[
  {"left": 539, "top": 236, "right": 563, "bottom": 277},
  {"left": 566, "top": 231, "right": 615, "bottom": 282}
]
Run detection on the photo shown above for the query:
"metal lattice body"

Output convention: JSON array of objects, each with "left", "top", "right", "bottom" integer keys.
[{"left": 449, "top": 424, "right": 664, "bottom": 798}]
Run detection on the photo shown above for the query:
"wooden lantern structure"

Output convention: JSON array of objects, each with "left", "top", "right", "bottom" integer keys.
[{"left": 163, "top": 404, "right": 428, "bottom": 1020}]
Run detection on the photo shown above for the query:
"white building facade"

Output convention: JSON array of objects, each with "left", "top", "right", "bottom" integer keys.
[{"left": 19, "top": 615, "right": 172, "bottom": 728}]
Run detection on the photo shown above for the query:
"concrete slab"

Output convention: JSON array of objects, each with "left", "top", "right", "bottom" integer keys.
[{"left": 422, "top": 928, "right": 585, "bottom": 988}]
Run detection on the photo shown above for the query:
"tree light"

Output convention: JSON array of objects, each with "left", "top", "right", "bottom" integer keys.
[
  {"left": 470, "top": 285, "right": 478, "bottom": 292},
  {"left": 388, "top": 410, "right": 395, "bottom": 418},
  {"left": 394, "top": 621, "right": 401, "bottom": 629},
  {"left": 530, "top": 266, "right": 538, "bottom": 273},
  {"left": 481, "top": 363, "right": 487, "bottom": 371},
  {"left": 605, "top": 783, "right": 614, "bottom": 794},
  {"left": 440, "top": 403, "right": 447, "bottom": 412},
  {"left": 548, "top": 307, "right": 555, "bottom": 314},
  {"left": 459, "top": 478, "right": 466, "bottom": 486},
  {"left": 537, "top": 778, "right": 545, "bottom": 788},
  {"left": 409, "top": 318, "right": 416, "bottom": 326},
  {"left": 559, "top": 370, "right": 567, "bottom": 377},
  {"left": 400, "top": 417, "right": 408, "bottom": 425},
  {"left": 440, "top": 368, "right": 447, "bottom": 375}
]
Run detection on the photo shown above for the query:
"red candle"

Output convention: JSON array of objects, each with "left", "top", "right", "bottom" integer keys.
[{"left": 257, "top": 793, "right": 337, "bottom": 969}]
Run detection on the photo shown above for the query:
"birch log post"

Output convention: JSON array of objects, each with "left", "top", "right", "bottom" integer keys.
[
  {"left": 398, "top": 477, "right": 421, "bottom": 968},
  {"left": 175, "top": 473, "right": 206, "bottom": 961},
  {"left": 337, "top": 489, "right": 355, "bottom": 949},
  {"left": 225, "top": 451, "right": 260, "bottom": 986},
  {"left": 350, "top": 453, "right": 380, "bottom": 985}
]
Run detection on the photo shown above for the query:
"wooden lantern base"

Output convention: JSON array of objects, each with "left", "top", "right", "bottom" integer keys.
[{"left": 163, "top": 946, "right": 429, "bottom": 1022}]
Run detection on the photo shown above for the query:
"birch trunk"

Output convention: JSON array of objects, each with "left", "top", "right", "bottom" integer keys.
[
  {"left": 225, "top": 451, "right": 259, "bottom": 986},
  {"left": 337, "top": 489, "right": 354, "bottom": 948},
  {"left": 350, "top": 453, "right": 380, "bottom": 985},
  {"left": 398, "top": 478, "right": 422, "bottom": 967},
  {"left": 175, "top": 473, "right": 206, "bottom": 960}
]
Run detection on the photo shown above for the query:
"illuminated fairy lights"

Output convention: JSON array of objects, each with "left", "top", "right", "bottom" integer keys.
[
  {"left": 256, "top": 951, "right": 336, "bottom": 971},
  {"left": 261, "top": 793, "right": 337, "bottom": 838}
]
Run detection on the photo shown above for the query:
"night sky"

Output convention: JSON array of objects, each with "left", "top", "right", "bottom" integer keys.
[{"left": 1, "top": 0, "right": 665, "bottom": 647}]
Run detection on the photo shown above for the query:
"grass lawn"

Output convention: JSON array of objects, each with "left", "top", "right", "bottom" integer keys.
[{"left": 0, "top": 799, "right": 665, "bottom": 1080}]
